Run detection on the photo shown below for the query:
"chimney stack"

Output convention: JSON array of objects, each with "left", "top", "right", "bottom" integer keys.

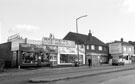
[
  {"left": 25, "top": 38, "right": 27, "bottom": 44},
  {"left": 121, "top": 38, "right": 123, "bottom": 42},
  {"left": 88, "top": 30, "right": 92, "bottom": 40}
]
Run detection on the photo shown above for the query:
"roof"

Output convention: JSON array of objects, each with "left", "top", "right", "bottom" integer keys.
[
  {"left": 107, "top": 41, "right": 133, "bottom": 46},
  {"left": 63, "top": 32, "right": 106, "bottom": 46}
]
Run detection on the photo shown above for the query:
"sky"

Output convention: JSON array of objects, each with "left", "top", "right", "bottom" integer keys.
[{"left": 0, "top": 0, "right": 135, "bottom": 43}]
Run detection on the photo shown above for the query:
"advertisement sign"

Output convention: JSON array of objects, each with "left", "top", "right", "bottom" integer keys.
[
  {"left": 42, "top": 37, "right": 75, "bottom": 47},
  {"left": 109, "top": 43, "right": 122, "bottom": 54},
  {"left": 19, "top": 43, "right": 58, "bottom": 53},
  {"left": 58, "top": 46, "right": 85, "bottom": 54},
  {"left": 8, "top": 34, "right": 22, "bottom": 42},
  {"left": 58, "top": 47, "right": 76, "bottom": 53},
  {"left": 46, "top": 45, "right": 58, "bottom": 53}
]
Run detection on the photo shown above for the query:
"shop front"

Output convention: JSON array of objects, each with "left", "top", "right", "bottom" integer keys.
[
  {"left": 58, "top": 46, "right": 85, "bottom": 66},
  {"left": 12, "top": 43, "right": 58, "bottom": 68},
  {"left": 42, "top": 37, "right": 85, "bottom": 66},
  {"left": 86, "top": 52, "right": 108, "bottom": 66}
]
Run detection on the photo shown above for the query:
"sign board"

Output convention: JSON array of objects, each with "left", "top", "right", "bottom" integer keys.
[
  {"left": 109, "top": 43, "right": 122, "bottom": 54},
  {"left": 42, "top": 37, "right": 75, "bottom": 47},
  {"left": 8, "top": 34, "right": 21, "bottom": 42},
  {"left": 58, "top": 47, "right": 76, "bottom": 53},
  {"left": 19, "top": 43, "right": 58, "bottom": 53}
]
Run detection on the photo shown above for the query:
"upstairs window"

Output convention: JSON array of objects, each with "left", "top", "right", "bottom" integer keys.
[
  {"left": 98, "top": 46, "right": 103, "bottom": 51},
  {"left": 128, "top": 47, "right": 132, "bottom": 52},
  {"left": 87, "top": 45, "right": 89, "bottom": 50},
  {"left": 91, "top": 45, "right": 95, "bottom": 50},
  {"left": 123, "top": 47, "right": 127, "bottom": 51}
]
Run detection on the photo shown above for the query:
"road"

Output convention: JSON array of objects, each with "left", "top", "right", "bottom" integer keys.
[
  {"left": 0, "top": 65, "right": 135, "bottom": 84},
  {"left": 44, "top": 70, "right": 135, "bottom": 84}
]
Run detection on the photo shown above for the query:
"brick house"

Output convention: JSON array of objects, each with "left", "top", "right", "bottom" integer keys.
[
  {"left": 109, "top": 38, "right": 134, "bottom": 65},
  {"left": 63, "top": 31, "right": 109, "bottom": 66}
]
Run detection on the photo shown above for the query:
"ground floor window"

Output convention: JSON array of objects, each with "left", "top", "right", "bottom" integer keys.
[
  {"left": 60, "top": 54, "right": 83, "bottom": 64},
  {"left": 21, "top": 51, "right": 38, "bottom": 64},
  {"left": 49, "top": 53, "right": 57, "bottom": 65},
  {"left": 100, "top": 55, "right": 108, "bottom": 63},
  {"left": 40, "top": 53, "right": 49, "bottom": 63}
]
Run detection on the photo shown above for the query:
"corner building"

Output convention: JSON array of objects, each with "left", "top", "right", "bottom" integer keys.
[{"left": 63, "top": 31, "right": 109, "bottom": 66}]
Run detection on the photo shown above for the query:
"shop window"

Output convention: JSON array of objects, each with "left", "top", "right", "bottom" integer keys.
[
  {"left": 60, "top": 54, "right": 83, "bottom": 64},
  {"left": 21, "top": 52, "right": 38, "bottom": 64},
  {"left": 49, "top": 53, "right": 57, "bottom": 61},
  {"left": 41, "top": 53, "right": 49, "bottom": 63}
]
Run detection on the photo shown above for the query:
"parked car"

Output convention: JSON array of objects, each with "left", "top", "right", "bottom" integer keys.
[
  {"left": 112, "top": 58, "right": 124, "bottom": 66},
  {"left": 112, "top": 62, "right": 124, "bottom": 66}
]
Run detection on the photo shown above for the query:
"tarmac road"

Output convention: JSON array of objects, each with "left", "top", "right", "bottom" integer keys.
[
  {"left": 47, "top": 69, "right": 135, "bottom": 84},
  {"left": 0, "top": 64, "right": 135, "bottom": 84}
]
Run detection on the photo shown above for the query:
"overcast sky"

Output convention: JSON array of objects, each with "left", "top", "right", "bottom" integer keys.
[{"left": 0, "top": 0, "right": 135, "bottom": 43}]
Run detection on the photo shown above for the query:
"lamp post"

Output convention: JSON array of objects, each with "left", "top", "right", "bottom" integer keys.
[{"left": 76, "top": 15, "right": 88, "bottom": 66}]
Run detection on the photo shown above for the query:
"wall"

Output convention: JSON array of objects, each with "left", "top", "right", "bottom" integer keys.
[
  {"left": 0, "top": 42, "right": 12, "bottom": 60},
  {"left": 11, "top": 39, "right": 25, "bottom": 51},
  {"left": 122, "top": 45, "right": 134, "bottom": 54},
  {"left": 0, "top": 42, "right": 12, "bottom": 67}
]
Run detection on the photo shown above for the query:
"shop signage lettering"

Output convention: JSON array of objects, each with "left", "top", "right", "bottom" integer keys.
[
  {"left": 8, "top": 34, "right": 21, "bottom": 42},
  {"left": 19, "top": 43, "right": 58, "bottom": 53},
  {"left": 58, "top": 47, "right": 76, "bottom": 53},
  {"left": 42, "top": 37, "right": 75, "bottom": 47}
]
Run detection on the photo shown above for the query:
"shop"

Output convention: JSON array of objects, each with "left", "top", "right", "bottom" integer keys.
[
  {"left": 86, "top": 52, "right": 108, "bottom": 66},
  {"left": 12, "top": 43, "right": 58, "bottom": 68},
  {"left": 58, "top": 46, "right": 85, "bottom": 66},
  {"left": 42, "top": 37, "right": 85, "bottom": 66}
]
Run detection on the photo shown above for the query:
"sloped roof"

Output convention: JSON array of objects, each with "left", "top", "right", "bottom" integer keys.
[
  {"left": 113, "top": 41, "right": 133, "bottom": 46},
  {"left": 63, "top": 32, "right": 106, "bottom": 46}
]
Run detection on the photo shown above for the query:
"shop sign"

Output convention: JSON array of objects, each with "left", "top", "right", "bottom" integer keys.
[
  {"left": 19, "top": 43, "right": 36, "bottom": 51},
  {"left": 58, "top": 47, "right": 76, "bottom": 53},
  {"left": 19, "top": 43, "right": 58, "bottom": 53},
  {"left": 46, "top": 45, "right": 58, "bottom": 53},
  {"left": 42, "top": 37, "right": 75, "bottom": 47},
  {"left": 8, "top": 34, "right": 22, "bottom": 42}
]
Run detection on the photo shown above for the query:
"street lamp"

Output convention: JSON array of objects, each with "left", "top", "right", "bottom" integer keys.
[{"left": 76, "top": 15, "right": 88, "bottom": 66}]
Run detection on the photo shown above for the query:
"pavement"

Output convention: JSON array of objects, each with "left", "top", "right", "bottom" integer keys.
[{"left": 29, "top": 64, "right": 135, "bottom": 83}]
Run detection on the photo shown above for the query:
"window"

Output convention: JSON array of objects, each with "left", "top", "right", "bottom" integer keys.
[
  {"left": 21, "top": 52, "right": 38, "bottom": 64},
  {"left": 60, "top": 54, "right": 83, "bottom": 64},
  {"left": 128, "top": 47, "right": 132, "bottom": 52},
  {"left": 86, "top": 45, "right": 89, "bottom": 50},
  {"left": 91, "top": 45, "right": 95, "bottom": 50},
  {"left": 123, "top": 47, "right": 126, "bottom": 51},
  {"left": 98, "top": 46, "right": 103, "bottom": 51}
]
